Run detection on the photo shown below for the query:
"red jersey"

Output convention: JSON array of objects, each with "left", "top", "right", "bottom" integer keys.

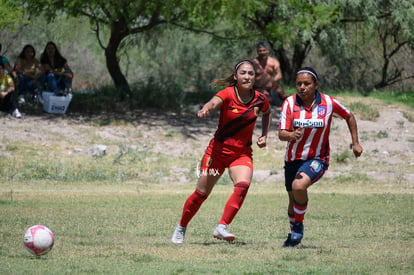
[
  {"left": 213, "top": 86, "right": 269, "bottom": 148},
  {"left": 279, "top": 91, "right": 350, "bottom": 163}
]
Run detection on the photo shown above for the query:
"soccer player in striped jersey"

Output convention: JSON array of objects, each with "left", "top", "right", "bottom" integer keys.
[
  {"left": 279, "top": 67, "right": 363, "bottom": 247},
  {"left": 172, "top": 60, "right": 271, "bottom": 244}
]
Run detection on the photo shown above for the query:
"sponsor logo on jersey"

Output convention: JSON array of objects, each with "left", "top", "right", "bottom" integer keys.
[
  {"left": 293, "top": 118, "right": 324, "bottom": 128},
  {"left": 232, "top": 108, "right": 239, "bottom": 113}
]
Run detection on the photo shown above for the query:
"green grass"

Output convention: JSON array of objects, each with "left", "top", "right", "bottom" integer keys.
[
  {"left": 1, "top": 91, "right": 413, "bottom": 274},
  {"left": 0, "top": 183, "right": 412, "bottom": 274},
  {"left": 370, "top": 90, "right": 414, "bottom": 109}
]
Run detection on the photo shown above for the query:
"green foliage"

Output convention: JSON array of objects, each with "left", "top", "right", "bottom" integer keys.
[
  {"left": 318, "top": 0, "right": 414, "bottom": 92},
  {"left": 12, "top": 0, "right": 414, "bottom": 96},
  {"left": 0, "top": 0, "right": 26, "bottom": 29}
]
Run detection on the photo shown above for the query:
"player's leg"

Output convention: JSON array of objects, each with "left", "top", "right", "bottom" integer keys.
[
  {"left": 282, "top": 160, "right": 300, "bottom": 247},
  {"left": 172, "top": 148, "right": 225, "bottom": 244},
  {"left": 290, "top": 159, "right": 327, "bottom": 245},
  {"left": 214, "top": 155, "right": 253, "bottom": 241}
]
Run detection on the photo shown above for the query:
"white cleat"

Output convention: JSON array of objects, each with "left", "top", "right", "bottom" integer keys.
[
  {"left": 171, "top": 225, "right": 186, "bottom": 244},
  {"left": 213, "top": 224, "right": 235, "bottom": 242}
]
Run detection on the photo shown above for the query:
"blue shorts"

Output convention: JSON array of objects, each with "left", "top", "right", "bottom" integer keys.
[{"left": 284, "top": 159, "right": 328, "bottom": 191}]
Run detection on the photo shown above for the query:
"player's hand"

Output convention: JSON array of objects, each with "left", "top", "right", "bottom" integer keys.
[
  {"left": 351, "top": 143, "right": 363, "bottom": 158},
  {"left": 291, "top": 127, "right": 303, "bottom": 140},
  {"left": 257, "top": 136, "right": 267, "bottom": 148},
  {"left": 197, "top": 108, "right": 210, "bottom": 118}
]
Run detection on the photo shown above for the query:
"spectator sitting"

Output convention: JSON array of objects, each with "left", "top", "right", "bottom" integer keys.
[
  {"left": 0, "top": 43, "right": 19, "bottom": 84},
  {"left": 0, "top": 64, "right": 21, "bottom": 118},
  {"left": 40, "top": 41, "right": 73, "bottom": 94},
  {"left": 15, "top": 44, "right": 42, "bottom": 104}
]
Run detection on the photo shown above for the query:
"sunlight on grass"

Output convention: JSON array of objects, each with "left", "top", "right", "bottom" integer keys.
[{"left": 0, "top": 184, "right": 412, "bottom": 274}]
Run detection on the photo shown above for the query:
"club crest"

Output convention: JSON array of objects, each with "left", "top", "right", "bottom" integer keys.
[{"left": 318, "top": 106, "right": 326, "bottom": 117}]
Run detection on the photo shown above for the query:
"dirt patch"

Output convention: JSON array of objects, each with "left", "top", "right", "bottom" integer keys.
[{"left": 1, "top": 98, "right": 413, "bottom": 190}]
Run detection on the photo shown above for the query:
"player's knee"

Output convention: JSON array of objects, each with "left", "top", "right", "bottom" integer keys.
[
  {"left": 235, "top": 182, "right": 250, "bottom": 198},
  {"left": 292, "top": 178, "right": 308, "bottom": 192}
]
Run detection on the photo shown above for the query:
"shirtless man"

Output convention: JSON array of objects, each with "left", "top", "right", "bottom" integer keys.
[{"left": 252, "top": 42, "right": 288, "bottom": 105}]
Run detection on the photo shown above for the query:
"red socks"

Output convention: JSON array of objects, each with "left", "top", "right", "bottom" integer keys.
[
  {"left": 179, "top": 190, "right": 207, "bottom": 227},
  {"left": 293, "top": 199, "right": 308, "bottom": 224},
  {"left": 179, "top": 182, "right": 250, "bottom": 227},
  {"left": 219, "top": 182, "right": 250, "bottom": 225}
]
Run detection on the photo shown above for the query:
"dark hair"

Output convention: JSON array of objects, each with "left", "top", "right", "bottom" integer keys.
[
  {"left": 18, "top": 44, "right": 36, "bottom": 60},
  {"left": 234, "top": 59, "right": 254, "bottom": 73},
  {"left": 212, "top": 60, "right": 255, "bottom": 87},
  {"left": 40, "top": 41, "right": 67, "bottom": 68},
  {"left": 256, "top": 41, "right": 267, "bottom": 49},
  {"left": 296, "top": 67, "right": 318, "bottom": 82}
]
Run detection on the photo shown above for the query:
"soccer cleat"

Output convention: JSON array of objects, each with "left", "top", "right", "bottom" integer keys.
[
  {"left": 290, "top": 222, "right": 304, "bottom": 244},
  {"left": 171, "top": 225, "right": 186, "bottom": 244},
  {"left": 213, "top": 224, "right": 235, "bottom": 242},
  {"left": 12, "top": 109, "right": 22, "bottom": 118},
  {"left": 282, "top": 233, "right": 293, "bottom": 247}
]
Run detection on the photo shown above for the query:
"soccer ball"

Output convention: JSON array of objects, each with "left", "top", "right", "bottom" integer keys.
[{"left": 23, "top": 225, "right": 54, "bottom": 256}]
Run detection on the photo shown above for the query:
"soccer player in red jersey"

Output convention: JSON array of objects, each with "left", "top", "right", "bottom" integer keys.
[
  {"left": 172, "top": 60, "right": 271, "bottom": 244},
  {"left": 279, "top": 67, "right": 363, "bottom": 247}
]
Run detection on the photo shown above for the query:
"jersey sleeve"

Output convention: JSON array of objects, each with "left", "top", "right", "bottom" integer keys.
[
  {"left": 279, "top": 99, "right": 292, "bottom": 130},
  {"left": 261, "top": 95, "right": 270, "bottom": 114},
  {"left": 215, "top": 87, "right": 231, "bottom": 104},
  {"left": 332, "top": 98, "right": 351, "bottom": 119}
]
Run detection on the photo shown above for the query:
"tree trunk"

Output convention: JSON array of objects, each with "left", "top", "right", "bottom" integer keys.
[
  {"left": 105, "top": 22, "right": 131, "bottom": 100},
  {"left": 275, "top": 43, "right": 311, "bottom": 85}
]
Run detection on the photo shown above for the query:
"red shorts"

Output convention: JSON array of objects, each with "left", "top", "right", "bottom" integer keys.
[{"left": 199, "top": 139, "right": 253, "bottom": 176}]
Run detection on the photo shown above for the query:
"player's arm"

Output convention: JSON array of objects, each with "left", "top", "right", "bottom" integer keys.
[
  {"left": 257, "top": 108, "right": 271, "bottom": 148},
  {"left": 279, "top": 128, "right": 303, "bottom": 141},
  {"left": 278, "top": 102, "right": 302, "bottom": 141},
  {"left": 272, "top": 58, "right": 283, "bottom": 84},
  {"left": 198, "top": 96, "right": 223, "bottom": 118},
  {"left": 345, "top": 112, "right": 363, "bottom": 158}
]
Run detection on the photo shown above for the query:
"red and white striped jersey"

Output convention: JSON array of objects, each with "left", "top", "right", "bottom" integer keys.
[{"left": 279, "top": 91, "right": 350, "bottom": 163}]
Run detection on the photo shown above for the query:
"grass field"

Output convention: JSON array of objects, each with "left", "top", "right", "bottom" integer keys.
[
  {"left": 0, "top": 182, "right": 413, "bottom": 274},
  {"left": 0, "top": 93, "right": 413, "bottom": 274}
]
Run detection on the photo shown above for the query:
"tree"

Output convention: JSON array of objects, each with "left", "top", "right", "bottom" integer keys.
[
  {"left": 0, "top": 0, "right": 26, "bottom": 54},
  {"left": 314, "top": 0, "right": 414, "bottom": 92},
  {"left": 247, "top": 0, "right": 340, "bottom": 85},
  {"left": 22, "top": 0, "right": 188, "bottom": 96},
  {"left": 248, "top": 0, "right": 414, "bottom": 92},
  {"left": 21, "top": 0, "right": 262, "bottom": 97}
]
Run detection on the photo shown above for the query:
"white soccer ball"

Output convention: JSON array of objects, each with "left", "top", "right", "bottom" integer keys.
[{"left": 23, "top": 225, "right": 55, "bottom": 256}]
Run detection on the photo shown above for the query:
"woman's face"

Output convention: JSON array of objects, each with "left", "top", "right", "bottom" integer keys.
[
  {"left": 47, "top": 44, "right": 56, "bottom": 56},
  {"left": 24, "top": 47, "right": 34, "bottom": 59},
  {"left": 296, "top": 73, "right": 318, "bottom": 102},
  {"left": 235, "top": 63, "right": 255, "bottom": 91}
]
